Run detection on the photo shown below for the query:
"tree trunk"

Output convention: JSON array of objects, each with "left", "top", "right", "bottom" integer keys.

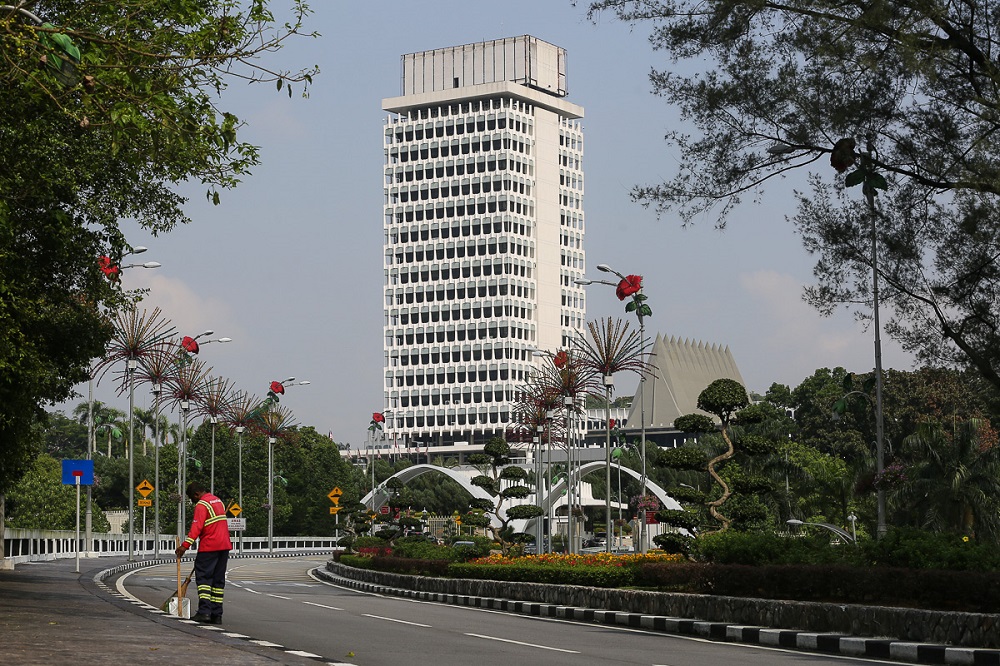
[{"left": 705, "top": 424, "right": 735, "bottom": 533}]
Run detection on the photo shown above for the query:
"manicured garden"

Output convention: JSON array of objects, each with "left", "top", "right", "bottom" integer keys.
[{"left": 336, "top": 528, "right": 1000, "bottom": 613}]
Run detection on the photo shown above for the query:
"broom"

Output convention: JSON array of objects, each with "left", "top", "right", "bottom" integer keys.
[{"left": 162, "top": 538, "right": 193, "bottom": 616}]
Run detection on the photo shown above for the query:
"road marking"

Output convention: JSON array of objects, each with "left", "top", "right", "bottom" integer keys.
[
  {"left": 303, "top": 601, "right": 344, "bottom": 611},
  {"left": 362, "top": 613, "right": 432, "bottom": 628},
  {"left": 286, "top": 650, "right": 323, "bottom": 658},
  {"left": 465, "top": 633, "right": 580, "bottom": 653},
  {"left": 267, "top": 593, "right": 291, "bottom": 600},
  {"left": 250, "top": 640, "right": 284, "bottom": 648}
]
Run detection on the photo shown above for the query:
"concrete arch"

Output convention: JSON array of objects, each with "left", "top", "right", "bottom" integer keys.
[
  {"left": 361, "top": 464, "right": 506, "bottom": 528},
  {"left": 363, "top": 462, "right": 682, "bottom": 534}
]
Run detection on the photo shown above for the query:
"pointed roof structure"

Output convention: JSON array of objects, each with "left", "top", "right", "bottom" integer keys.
[{"left": 624, "top": 334, "right": 746, "bottom": 429}]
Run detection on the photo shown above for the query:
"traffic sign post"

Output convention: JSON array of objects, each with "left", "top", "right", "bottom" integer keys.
[
  {"left": 328, "top": 487, "right": 343, "bottom": 545},
  {"left": 228, "top": 517, "right": 246, "bottom": 531},
  {"left": 62, "top": 460, "right": 94, "bottom": 573}
]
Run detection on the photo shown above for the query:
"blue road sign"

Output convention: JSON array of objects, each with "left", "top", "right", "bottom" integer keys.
[{"left": 61, "top": 459, "right": 94, "bottom": 485}]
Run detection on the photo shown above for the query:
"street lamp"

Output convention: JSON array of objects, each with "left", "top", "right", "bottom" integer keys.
[
  {"left": 583, "top": 264, "right": 653, "bottom": 553},
  {"left": 786, "top": 518, "right": 856, "bottom": 544},
  {"left": 262, "top": 379, "right": 307, "bottom": 552}
]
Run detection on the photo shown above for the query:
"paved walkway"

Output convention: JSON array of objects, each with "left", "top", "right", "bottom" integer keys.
[{"left": 0, "top": 557, "right": 318, "bottom": 665}]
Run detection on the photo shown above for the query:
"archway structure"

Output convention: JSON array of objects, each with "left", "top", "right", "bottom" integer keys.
[{"left": 361, "top": 462, "right": 682, "bottom": 533}]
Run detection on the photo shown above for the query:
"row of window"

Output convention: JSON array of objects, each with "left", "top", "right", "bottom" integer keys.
[
  {"left": 388, "top": 284, "right": 533, "bottom": 304},
  {"left": 388, "top": 177, "right": 530, "bottom": 203},
  {"left": 387, "top": 114, "right": 532, "bottom": 144},
  {"left": 387, "top": 323, "right": 535, "bottom": 346},
  {"left": 396, "top": 389, "right": 516, "bottom": 407},
  {"left": 385, "top": 344, "right": 533, "bottom": 360},
  {"left": 390, "top": 345, "right": 531, "bottom": 365},
  {"left": 387, "top": 368, "right": 525, "bottom": 387},
  {"left": 562, "top": 212, "right": 584, "bottom": 230},
  {"left": 388, "top": 412, "right": 512, "bottom": 428},
  {"left": 384, "top": 219, "right": 530, "bottom": 242},
  {"left": 560, "top": 153, "right": 582, "bottom": 170},
  {"left": 389, "top": 138, "right": 529, "bottom": 163},
  {"left": 391, "top": 239, "right": 530, "bottom": 262},
  {"left": 388, "top": 96, "right": 534, "bottom": 122},
  {"left": 385, "top": 326, "right": 535, "bottom": 346},
  {"left": 385, "top": 262, "right": 533, "bottom": 282},
  {"left": 388, "top": 286, "right": 534, "bottom": 308},
  {"left": 388, "top": 197, "right": 535, "bottom": 223},
  {"left": 388, "top": 304, "right": 531, "bottom": 327},
  {"left": 559, "top": 132, "right": 583, "bottom": 151},
  {"left": 386, "top": 155, "right": 532, "bottom": 184}
]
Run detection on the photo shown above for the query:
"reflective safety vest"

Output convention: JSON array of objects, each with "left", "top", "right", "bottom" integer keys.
[{"left": 184, "top": 492, "right": 233, "bottom": 552}]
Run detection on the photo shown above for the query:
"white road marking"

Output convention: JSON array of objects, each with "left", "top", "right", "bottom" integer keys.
[
  {"left": 303, "top": 601, "right": 344, "bottom": 611},
  {"left": 465, "top": 632, "right": 580, "bottom": 653},
  {"left": 250, "top": 640, "right": 284, "bottom": 648},
  {"left": 245, "top": 587, "right": 261, "bottom": 594},
  {"left": 362, "top": 613, "right": 432, "bottom": 628},
  {"left": 267, "top": 593, "right": 291, "bottom": 600}
]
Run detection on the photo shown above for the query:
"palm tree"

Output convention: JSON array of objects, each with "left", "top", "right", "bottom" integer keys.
[
  {"left": 74, "top": 401, "right": 126, "bottom": 456},
  {"left": 893, "top": 419, "right": 1000, "bottom": 541},
  {"left": 574, "top": 316, "right": 651, "bottom": 551}
]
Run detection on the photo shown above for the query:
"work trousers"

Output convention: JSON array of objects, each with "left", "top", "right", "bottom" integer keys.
[{"left": 193, "top": 549, "right": 230, "bottom": 618}]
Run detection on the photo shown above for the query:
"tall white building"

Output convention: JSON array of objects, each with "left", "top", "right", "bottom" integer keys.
[{"left": 381, "top": 36, "right": 586, "bottom": 457}]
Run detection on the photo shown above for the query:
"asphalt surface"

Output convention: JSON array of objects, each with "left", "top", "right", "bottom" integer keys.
[{"left": 0, "top": 556, "right": 325, "bottom": 666}]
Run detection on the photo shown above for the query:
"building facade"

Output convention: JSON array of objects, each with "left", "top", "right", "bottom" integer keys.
[{"left": 382, "top": 36, "right": 586, "bottom": 455}]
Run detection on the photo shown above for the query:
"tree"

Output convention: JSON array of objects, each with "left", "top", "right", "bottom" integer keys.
[
  {"left": 694, "top": 378, "right": 749, "bottom": 532},
  {"left": 467, "top": 437, "right": 543, "bottom": 554},
  {"left": 0, "top": 1, "right": 317, "bottom": 497},
  {"left": 585, "top": 0, "right": 1000, "bottom": 394},
  {"left": 7, "top": 453, "right": 109, "bottom": 531},
  {"left": 893, "top": 419, "right": 1000, "bottom": 542}
]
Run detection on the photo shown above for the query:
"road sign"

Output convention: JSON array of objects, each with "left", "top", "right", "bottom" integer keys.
[
  {"left": 228, "top": 502, "right": 242, "bottom": 517},
  {"left": 61, "top": 459, "right": 94, "bottom": 485},
  {"left": 138, "top": 498, "right": 152, "bottom": 507},
  {"left": 379, "top": 505, "right": 389, "bottom": 515},
  {"left": 228, "top": 517, "right": 246, "bottom": 531},
  {"left": 327, "top": 487, "right": 343, "bottom": 504},
  {"left": 136, "top": 479, "right": 154, "bottom": 497},
  {"left": 329, "top": 507, "right": 341, "bottom": 515}
]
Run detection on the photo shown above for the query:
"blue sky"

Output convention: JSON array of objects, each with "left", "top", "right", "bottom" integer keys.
[{"left": 70, "top": 1, "right": 913, "bottom": 446}]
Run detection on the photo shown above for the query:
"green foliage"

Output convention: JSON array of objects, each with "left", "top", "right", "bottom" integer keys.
[
  {"left": 0, "top": 1, "right": 317, "bottom": 495},
  {"left": 7, "top": 454, "right": 110, "bottom": 531},
  {"left": 654, "top": 446, "right": 707, "bottom": 470},
  {"left": 506, "top": 504, "right": 544, "bottom": 520},
  {"left": 656, "top": 509, "right": 700, "bottom": 531},
  {"left": 737, "top": 434, "right": 776, "bottom": 456},
  {"left": 674, "top": 413, "right": 715, "bottom": 434},
  {"left": 651, "top": 532, "right": 694, "bottom": 556},
  {"left": 448, "top": 562, "right": 636, "bottom": 587},
  {"left": 859, "top": 528, "right": 1000, "bottom": 572},
  {"left": 697, "top": 379, "right": 749, "bottom": 424}
]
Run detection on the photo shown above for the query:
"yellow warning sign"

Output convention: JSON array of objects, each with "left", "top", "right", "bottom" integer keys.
[
  {"left": 329, "top": 507, "right": 340, "bottom": 515},
  {"left": 138, "top": 499, "right": 152, "bottom": 507},
  {"left": 136, "top": 480, "right": 154, "bottom": 497},
  {"left": 327, "top": 487, "right": 343, "bottom": 504},
  {"left": 228, "top": 502, "right": 242, "bottom": 517}
]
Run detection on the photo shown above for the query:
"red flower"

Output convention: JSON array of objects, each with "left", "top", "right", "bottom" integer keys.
[
  {"left": 615, "top": 275, "right": 642, "bottom": 301},
  {"left": 553, "top": 351, "right": 569, "bottom": 369},
  {"left": 609, "top": 419, "right": 616, "bottom": 429},
  {"left": 180, "top": 336, "right": 200, "bottom": 354},
  {"left": 98, "top": 256, "right": 120, "bottom": 280},
  {"left": 372, "top": 412, "right": 385, "bottom": 423},
  {"left": 830, "top": 137, "right": 857, "bottom": 173},
  {"left": 269, "top": 381, "right": 285, "bottom": 395}
]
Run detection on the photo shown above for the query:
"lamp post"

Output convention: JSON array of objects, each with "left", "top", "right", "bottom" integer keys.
[
  {"left": 786, "top": 518, "right": 856, "bottom": 544},
  {"left": 863, "top": 136, "right": 887, "bottom": 540},
  {"left": 602, "top": 374, "right": 613, "bottom": 553},
  {"left": 590, "top": 265, "right": 652, "bottom": 553},
  {"left": 262, "top": 379, "right": 307, "bottom": 552}
]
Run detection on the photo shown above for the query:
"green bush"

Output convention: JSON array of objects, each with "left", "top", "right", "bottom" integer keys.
[
  {"left": 858, "top": 527, "right": 1000, "bottom": 571},
  {"left": 392, "top": 536, "right": 451, "bottom": 560},
  {"left": 448, "top": 562, "right": 635, "bottom": 587}
]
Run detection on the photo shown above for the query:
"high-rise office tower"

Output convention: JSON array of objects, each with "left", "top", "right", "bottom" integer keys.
[{"left": 382, "top": 36, "right": 585, "bottom": 456}]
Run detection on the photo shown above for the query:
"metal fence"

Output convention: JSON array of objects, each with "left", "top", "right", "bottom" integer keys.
[{"left": 2, "top": 527, "right": 340, "bottom": 567}]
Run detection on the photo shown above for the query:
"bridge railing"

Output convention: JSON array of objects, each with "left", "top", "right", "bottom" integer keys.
[{"left": 2, "top": 527, "right": 339, "bottom": 567}]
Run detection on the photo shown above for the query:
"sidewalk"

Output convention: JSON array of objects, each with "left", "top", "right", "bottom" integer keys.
[{"left": 0, "top": 557, "right": 311, "bottom": 666}]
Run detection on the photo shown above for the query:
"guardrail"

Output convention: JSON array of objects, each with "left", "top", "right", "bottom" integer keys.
[{"left": 2, "top": 527, "right": 340, "bottom": 567}]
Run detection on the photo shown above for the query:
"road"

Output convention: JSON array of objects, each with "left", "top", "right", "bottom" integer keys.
[{"left": 117, "top": 556, "right": 903, "bottom": 666}]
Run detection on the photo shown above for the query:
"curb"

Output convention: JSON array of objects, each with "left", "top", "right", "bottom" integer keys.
[
  {"left": 93, "top": 552, "right": 355, "bottom": 666},
  {"left": 313, "top": 567, "right": 1000, "bottom": 666}
]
